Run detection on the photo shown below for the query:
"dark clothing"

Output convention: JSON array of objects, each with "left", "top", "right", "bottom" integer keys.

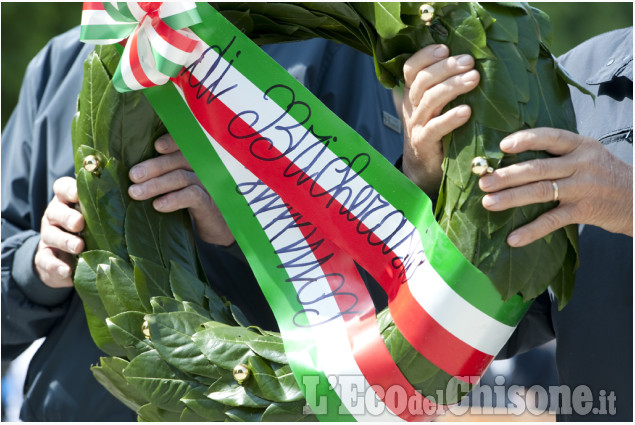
[
  {"left": 500, "top": 28, "right": 633, "bottom": 422},
  {"left": 1, "top": 27, "right": 402, "bottom": 421}
]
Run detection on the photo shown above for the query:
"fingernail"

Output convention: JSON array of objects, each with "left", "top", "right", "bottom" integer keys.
[
  {"left": 129, "top": 185, "right": 143, "bottom": 198},
  {"left": 156, "top": 138, "right": 168, "bottom": 152},
  {"left": 456, "top": 105, "right": 470, "bottom": 117},
  {"left": 482, "top": 195, "right": 496, "bottom": 208},
  {"left": 434, "top": 45, "right": 449, "bottom": 58},
  {"left": 507, "top": 233, "right": 522, "bottom": 247},
  {"left": 58, "top": 266, "right": 70, "bottom": 278},
  {"left": 462, "top": 70, "right": 479, "bottom": 84},
  {"left": 153, "top": 198, "right": 167, "bottom": 210},
  {"left": 500, "top": 136, "right": 515, "bottom": 151},
  {"left": 130, "top": 166, "right": 146, "bottom": 181},
  {"left": 457, "top": 55, "right": 473, "bottom": 66},
  {"left": 70, "top": 240, "right": 80, "bottom": 253},
  {"left": 480, "top": 176, "right": 493, "bottom": 190}
]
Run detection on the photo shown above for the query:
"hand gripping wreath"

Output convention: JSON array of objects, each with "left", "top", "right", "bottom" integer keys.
[{"left": 73, "top": 2, "right": 584, "bottom": 421}]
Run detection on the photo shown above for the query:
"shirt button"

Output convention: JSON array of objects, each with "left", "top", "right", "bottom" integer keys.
[{"left": 606, "top": 58, "right": 615, "bottom": 66}]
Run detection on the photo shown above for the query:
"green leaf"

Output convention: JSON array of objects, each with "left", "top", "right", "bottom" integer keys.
[
  {"left": 72, "top": 49, "right": 111, "bottom": 155},
  {"left": 261, "top": 400, "right": 316, "bottom": 422},
  {"left": 169, "top": 260, "right": 207, "bottom": 306},
  {"left": 224, "top": 406, "right": 264, "bottom": 422},
  {"left": 106, "top": 311, "right": 153, "bottom": 359},
  {"left": 136, "top": 403, "right": 184, "bottom": 421},
  {"left": 206, "top": 375, "right": 271, "bottom": 408},
  {"left": 160, "top": 211, "right": 200, "bottom": 277},
  {"left": 74, "top": 250, "right": 113, "bottom": 321},
  {"left": 96, "top": 263, "right": 126, "bottom": 317},
  {"left": 482, "top": 3, "right": 519, "bottom": 43},
  {"left": 192, "top": 323, "right": 254, "bottom": 371},
  {"left": 246, "top": 356, "right": 303, "bottom": 403},
  {"left": 243, "top": 331, "right": 288, "bottom": 365},
  {"left": 204, "top": 286, "right": 236, "bottom": 325},
  {"left": 132, "top": 256, "right": 172, "bottom": 312},
  {"left": 83, "top": 304, "right": 126, "bottom": 357},
  {"left": 91, "top": 357, "right": 149, "bottom": 412},
  {"left": 146, "top": 312, "right": 223, "bottom": 380},
  {"left": 109, "top": 258, "right": 145, "bottom": 312},
  {"left": 94, "top": 81, "right": 164, "bottom": 169},
  {"left": 76, "top": 158, "right": 130, "bottom": 259},
  {"left": 355, "top": 3, "right": 406, "bottom": 39},
  {"left": 440, "top": 6, "right": 495, "bottom": 59},
  {"left": 123, "top": 350, "right": 202, "bottom": 412},
  {"left": 125, "top": 201, "right": 165, "bottom": 267},
  {"left": 180, "top": 387, "right": 227, "bottom": 421},
  {"left": 151, "top": 296, "right": 187, "bottom": 314}
]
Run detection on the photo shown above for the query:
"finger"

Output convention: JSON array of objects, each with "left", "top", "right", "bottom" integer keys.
[
  {"left": 506, "top": 205, "right": 575, "bottom": 247},
  {"left": 403, "top": 44, "right": 449, "bottom": 86},
  {"left": 53, "top": 176, "right": 79, "bottom": 204},
  {"left": 45, "top": 198, "right": 85, "bottom": 233},
  {"left": 129, "top": 151, "right": 192, "bottom": 183},
  {"left": 409, "top": 55, "right": 476, "bottom": 108},
  {"left": 34, "top": 246, "right": 74, "bottom": 288},
  {"left": 129, "top": 169, "right": 201, "bottom": 201},
  {"left": 479, "top": 156, "right": 574, "bottom": 193},
  {"left": 500, "top": 128, "right": 585, "bottom": 156},
  {"left": 152, "top": 184, "right": 211, "bottom": 213},
  {"left": 410, "top": 70, "right": 479, "bottom": 125},
  {"left": 154, "top": 134, "right": 179, "bottom": 154},
  {"left": 482, "top": 179, "right": 566, "bottom": 211},
  {"left": 41, "top": 224, "right": 85, "bottom": 254},
  {"left": 410, "top": 105, "right": 471, "bottom": 155}
]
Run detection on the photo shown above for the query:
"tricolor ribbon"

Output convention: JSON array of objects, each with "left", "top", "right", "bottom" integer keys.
[
  {"left": 80, "top": 2, "right": 201, "bottom": 92},
  {"left": 80, "top": 3, "right": 532, "bottom": 421}
]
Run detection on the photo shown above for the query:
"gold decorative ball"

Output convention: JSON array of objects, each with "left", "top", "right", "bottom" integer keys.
[
  {"left": 471, "top": 156, "right": 493, "bottom": 176},
  {"left": 141, "top": 321, "right": 151, "bottom": 339},
  {"left": 233, "top": 364, "right": 250, "bottom": 385},
  {"left": 420, "top": 4, "right": 435, "bottom": 23},
  {"left": 82, "top": 155, "right": 100, "bottom": 173}
]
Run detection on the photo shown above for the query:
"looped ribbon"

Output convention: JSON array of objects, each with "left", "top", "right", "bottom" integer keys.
[{"left": 80, "top": 2, "right": 201, "bottom": 92}]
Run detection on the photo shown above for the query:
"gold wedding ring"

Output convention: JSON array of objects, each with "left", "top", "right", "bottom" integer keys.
[{"left": 551, "top": 180, "right": 559, "bottom": 202}]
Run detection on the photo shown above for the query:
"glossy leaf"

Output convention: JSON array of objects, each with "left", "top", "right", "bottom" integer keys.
[
  {"left": 83, "top": 304, "right": 126, "bottom": 357},
  {"left": 246, "top": 356, "right": 303, "bottom": 403},
  {"left": 146, "top": 311, "right": 223, "bottom": 379},
  {"left": 132, "top": 256, "right": 171, "bottom": 312},
  {"left": 180, "top": 387, "right": 227, "bottom": 421},
  {"left": 206, "top": 375, "right": 271, "bottom": 408},
  {"left": 169, "top": 260, "right": 207, "bottom": 306},
  {"left": 91, "top": 357, "right": 149, "bottom": 412},
  {"left": 123, "top": 350, "right": 202, "bottom": 412},
  {"left": 125, "top": 201, "right": 165, "bottom": 268},
  {"left": 106, "top": 311, "right": 153, "bottom": 359}
]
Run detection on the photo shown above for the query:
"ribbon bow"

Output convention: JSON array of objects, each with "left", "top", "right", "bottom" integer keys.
[{"left": 80, "top": 2, "right": 202, "bottom": 92}]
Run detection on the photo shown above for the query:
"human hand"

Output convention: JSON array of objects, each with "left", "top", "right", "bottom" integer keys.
[
  {"left": 479, "top": 128, "right": 633, "bottom": 247},
  {"left": 400, "top": 44, "right": 480, "bottom": 194},
  {"left": 35, "top": 177, "right": 85, "bottom": 288},
  {"left": 128, "top": 134, "right": 235, "bottom": 246}
]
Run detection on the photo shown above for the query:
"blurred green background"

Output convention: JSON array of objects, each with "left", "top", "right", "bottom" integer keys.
[{"left": 1, "top": 2, "right": 632, "bottom": 129}]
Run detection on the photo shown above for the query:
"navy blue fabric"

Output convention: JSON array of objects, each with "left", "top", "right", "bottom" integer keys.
[
  {"left": 1, "top": 27, "right": 401, "bottom": 421},
  {"left": 500, "top": 28, "right": 633, "bottom": 422}
]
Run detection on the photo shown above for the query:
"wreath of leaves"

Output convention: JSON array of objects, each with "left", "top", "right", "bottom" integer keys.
[{"left": 72, "top": 3, "right": 582, "bottom": 421}]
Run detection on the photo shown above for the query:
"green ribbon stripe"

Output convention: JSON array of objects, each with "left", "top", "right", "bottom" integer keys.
[
  {"left": 192, "top": 3, "right": 530, "bottom": 326},
  {"left": 103, "top": 2, "right": 137, "bottom": 23},
  {"left": 144, "top": 82, "right": 353, "bottom": 421},
  {"left": 80, "top": 23, "right": 137, "bottom": 41}
]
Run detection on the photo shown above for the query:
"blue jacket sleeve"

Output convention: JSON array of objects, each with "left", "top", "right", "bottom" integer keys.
[{"left": 1, "top": 27, "right": 92, "bottom": 361}]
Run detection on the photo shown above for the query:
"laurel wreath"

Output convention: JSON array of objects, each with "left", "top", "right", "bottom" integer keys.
[{"left": 72, "top": 3, "right": 582, "bottom": 421}]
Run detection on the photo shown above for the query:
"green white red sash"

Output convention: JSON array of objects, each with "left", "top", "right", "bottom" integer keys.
[{"left": 80, "top": 2, "right": 531, "bottom": 421}]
